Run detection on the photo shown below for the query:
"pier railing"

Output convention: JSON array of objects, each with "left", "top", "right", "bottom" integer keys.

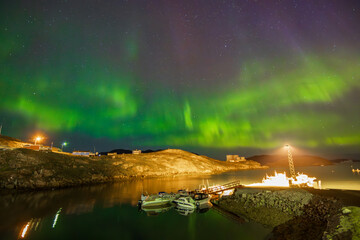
[{"left": 206, "top": 180, "right": 243, "bottom": 194}]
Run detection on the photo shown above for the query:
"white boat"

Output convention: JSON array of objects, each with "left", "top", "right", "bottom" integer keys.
[
  {"left": 173, "top": 197, "right": 197, "bottom": 209},
  {"left": 140, "top": 192, "right": 176, "bottom": 207},
  {"left": 175, "top": 206, "right": 195, "bottom": 216},
  {"left": 141, "top": 204, "right": 172, "bottom": 216},
  {"left": 193, "top": 193, "right": 211, "bottom": 205}
]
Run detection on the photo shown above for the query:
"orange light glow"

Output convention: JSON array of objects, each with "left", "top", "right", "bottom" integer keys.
[
  {"left": 20, "top": 222, "right": 30, "bottom": 238},
  {"left": 33, "top": 135, "right": 43, "bottom": 145},
  {"left": 246, "top": 171, "right": 317, "bottom": 188}
]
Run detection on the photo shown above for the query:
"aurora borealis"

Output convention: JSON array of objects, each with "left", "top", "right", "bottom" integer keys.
[{"left": 1, "top": 1, "right": 360, "bottom": 158}]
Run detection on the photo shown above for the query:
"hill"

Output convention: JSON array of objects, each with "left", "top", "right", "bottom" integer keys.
[
  {"left": 331, "top": 159, "right": 360, "bottom": 164},
  {"left": 247, "top": 154, "right": 333, "bottom": 167},
  {"left": 0, "top": 148, "right": 266, "bottom": 190},
  {"left": 0, "top": 135, "right": 28, "bottom": 149},
  {"left": 100, "top": 149, "right": 162, "bottom": 155}
]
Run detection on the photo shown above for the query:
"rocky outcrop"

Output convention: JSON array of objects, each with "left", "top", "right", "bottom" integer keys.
[
  {"left": 323, "top": 206, "right": 360, "bottom": 240},
  {"left": 216, "top": 188, "right": 313, "bottom": 227},
  {"left": 216, "top": 188, "right": 358, "bottom": 239},
  {"left": 0, "top": 148, "right": 266, "bottom": 190}
]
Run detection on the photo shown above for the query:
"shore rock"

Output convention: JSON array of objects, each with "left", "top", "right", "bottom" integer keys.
[{"left": 217, "top": 188, "right": 313, "bottom": 227}]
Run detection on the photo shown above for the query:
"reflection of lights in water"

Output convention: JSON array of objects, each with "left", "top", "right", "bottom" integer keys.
[
  {"left": 246, "top": 171, "right": 317, "bottom": 188},
  {"left": 20, "top": 222, "right": 30, "bottom": 238},
  {"left": 19, "top": 218, "right": 42, "bottom": 238},
  {"left": 52, "top": 208, "right": 62, "bottom": 228}
]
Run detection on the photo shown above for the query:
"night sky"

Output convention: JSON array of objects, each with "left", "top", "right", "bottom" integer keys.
[{"left": 1, "top": 0, "right": 360, "bottom": 159}]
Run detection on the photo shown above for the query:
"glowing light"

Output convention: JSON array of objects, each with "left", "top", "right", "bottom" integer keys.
[
  {"left": 246, "top": 171, "right": 317, "bottom": 188},
  {"left": 34, "top": 136, "right": 43, "bottom": 145},
  {"left": 20, "top": 222, "right": 30, "bottom": 238},
  {"left": 52, "top": 208, "right": 62, "bottom": 228},
  {"left": 292, "top": 173, "right": 317, "bottom": 187},
  {"left": 222, "top": 189, "right": 235, "bottom": 196},
  {"left": 61, "top": 142, "right": 68, "bottom": 151},
  {"left": 247, "top": 171, "right": 290, "bottom": 187}
]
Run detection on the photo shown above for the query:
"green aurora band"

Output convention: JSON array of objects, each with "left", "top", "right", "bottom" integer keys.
[
  {"left": 1, "top": 2, "right": 360, "bottom": 153},
  {"left": 1, "top": 49, "right": 360, "bottom": 149}
]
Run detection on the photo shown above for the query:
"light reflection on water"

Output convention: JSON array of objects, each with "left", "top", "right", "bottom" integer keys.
[{"left": 1, "top": 163, "right": 359, "bottom": 239}]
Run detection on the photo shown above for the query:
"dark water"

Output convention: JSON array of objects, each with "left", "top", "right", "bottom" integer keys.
[
  {"left": 1, "top": 162, "right": 359, "bottom": 240},
  {"left": 0, "top": 176, "right": 271, "bottom": 240}
]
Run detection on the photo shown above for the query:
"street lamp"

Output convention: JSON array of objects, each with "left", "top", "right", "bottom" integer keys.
[
  {"left": 61, "top": 142, "right": 68, "bottom": 151},
  {"left": 34, "top": 136, "right": 42, "bottom": 145},
  {"left": 284, "top": 144, "right": 296, "bottom": 178}
]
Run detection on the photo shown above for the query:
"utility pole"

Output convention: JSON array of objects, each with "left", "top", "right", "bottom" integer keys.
[{"left": 0, "top": 124, "right": 2, "bottom": 135}]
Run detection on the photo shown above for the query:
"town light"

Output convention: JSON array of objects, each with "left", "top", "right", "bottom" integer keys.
[{"left": 61, "top": 142, "right": 68, "bottom": 151}]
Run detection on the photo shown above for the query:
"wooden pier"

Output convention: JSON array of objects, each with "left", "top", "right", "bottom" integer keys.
[{"left": 205, "top": 180, "right": 243, "bottom": 194}]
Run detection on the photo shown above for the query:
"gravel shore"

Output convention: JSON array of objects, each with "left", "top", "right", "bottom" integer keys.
[{"left": 216, "top": 187, "right": 360, "bottom": 239}]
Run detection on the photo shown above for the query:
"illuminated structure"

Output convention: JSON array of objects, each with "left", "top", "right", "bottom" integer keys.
[
  {"left": 285, "top": 144, "right": 296, "bottom": 178},
  {"left": 72, "top": 151, "right": 95, "bottom": 157},
  {"left": 226, "top": 155, "right": 246, "bottom": 162},
  {"left": 132, "top": 149, "right": 141, "bottom": 154}
]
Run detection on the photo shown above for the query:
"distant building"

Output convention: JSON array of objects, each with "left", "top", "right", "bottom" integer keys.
[
  {"left": 226, "top": 155, "right": 246, "bottom": 162},
  {"left": 132, "top": 149, "right": 141, "bottom": 154},
  {"left": 72, "top": 151, "right": 95, "bottom": 157},
  {"left": 24, "top": 144, "right": 51, "bottom": 151},
  {"left": 107, "top": 152, "right": 117, "bottom": 156}
]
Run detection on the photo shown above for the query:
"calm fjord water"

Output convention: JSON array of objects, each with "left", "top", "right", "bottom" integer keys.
[{"left": 0, "top": 162, "right": 359, "bottom": 240}]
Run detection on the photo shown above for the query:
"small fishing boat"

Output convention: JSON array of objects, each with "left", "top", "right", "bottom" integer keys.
[
  {"left": 193, "top": 193, "right": 211, "bottom": 205},
  {"left": 141, "top": 204, "right": 173, "bottom": 216},
  {"left": 173, "top": 196, "right": 197, "bottom": 209},
  {"left": 139, "top": 192, "right": 176, "bottom": 207}
]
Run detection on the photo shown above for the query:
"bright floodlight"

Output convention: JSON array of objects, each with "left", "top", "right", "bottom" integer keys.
[{"left": 34, "top": 136, "right": 43, "bottom": 145}]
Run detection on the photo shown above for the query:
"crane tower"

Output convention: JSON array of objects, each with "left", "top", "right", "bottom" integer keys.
[{"left": 285, "top": 145, "right": 296, "bottom": 178}]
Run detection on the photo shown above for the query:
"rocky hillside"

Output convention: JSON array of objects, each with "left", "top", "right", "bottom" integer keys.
[
  {"left": 0, "top": 148, "right": 266, "bottom": 190},
  {"left": 0, "top": 135, "right": 28, "bottom": 149},
  {"left": 248, "top": 154, "right": 333, "bottom": 167}
]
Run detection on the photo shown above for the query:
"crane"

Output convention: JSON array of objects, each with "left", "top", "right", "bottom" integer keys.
[{"left": 285, "top": 144, "right": 296, "bottom": 178}]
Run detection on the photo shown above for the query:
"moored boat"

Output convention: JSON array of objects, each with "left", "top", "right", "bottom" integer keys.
[
  {"left": 141, "top": 204, "right": 173, "bottom": 216},
  {"left": 139, "top": 192, "right": 177, "bottom": 207},
  {"left": 173, "top": 196, "right": 197, "bottom": 209},
  {"left": 193, "top": 193, "right": 211, "bottom": 205}
]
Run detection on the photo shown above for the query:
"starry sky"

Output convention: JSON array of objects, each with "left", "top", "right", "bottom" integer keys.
[{"left": 1, "top": 0, "right": 360, "bottom": 159}]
